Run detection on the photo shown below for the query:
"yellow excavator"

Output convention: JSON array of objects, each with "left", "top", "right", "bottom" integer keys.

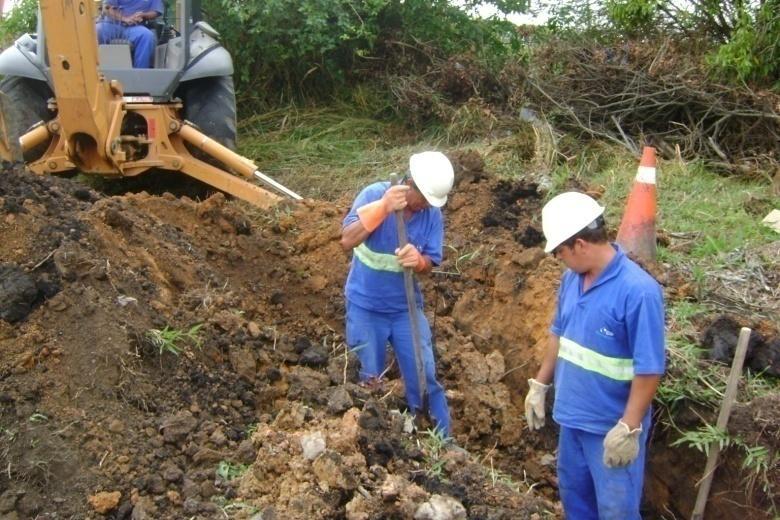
[{"left": 0, "top": 0, "right": 300, "bottom": 207}]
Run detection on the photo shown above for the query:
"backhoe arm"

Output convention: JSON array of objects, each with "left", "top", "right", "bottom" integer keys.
[
  {"left": 1, "top": 0, "right": 302, "bottom": 208},
  {"left": 40, "top": 0, "right": 117, "bottom": 164}
]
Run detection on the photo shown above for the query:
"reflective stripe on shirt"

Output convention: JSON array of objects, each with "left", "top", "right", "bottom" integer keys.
[
  {"left": 353, "top": 243, "right": 403, "bottom": 273},
  {"left": 558, "top": 336, "right": 634, "bottom": 381}
]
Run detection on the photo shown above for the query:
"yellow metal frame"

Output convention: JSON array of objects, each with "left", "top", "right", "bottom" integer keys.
[{"left": 0, "top": 0, "right": 292, "bottom": 208}]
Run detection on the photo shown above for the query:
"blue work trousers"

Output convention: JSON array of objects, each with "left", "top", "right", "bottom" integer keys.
[
  {"left": 345, "top": 301, "right": 451, "bottom": 436},
  {"left": 96, "top": 19, "right": 157, "bottom": 68},
  {"left": 558, "top": 425, "right": 648, "bottom": 519}
]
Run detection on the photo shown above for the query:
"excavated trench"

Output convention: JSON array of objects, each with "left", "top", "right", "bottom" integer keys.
[{"left": 0, "top": 158, "right": 777, "bottom": 519}]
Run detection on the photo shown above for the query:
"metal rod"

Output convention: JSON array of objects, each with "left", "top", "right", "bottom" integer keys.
[
  {"left": 253, "top": 171, "right": 302, "bottom": 200},
  {"left": 389, "top": 173, "right": 428, "bottom": 414}
]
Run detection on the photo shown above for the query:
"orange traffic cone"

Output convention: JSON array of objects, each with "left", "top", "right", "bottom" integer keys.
[{"left": 617, "top": 146, "right": 657, "bottom": 262}]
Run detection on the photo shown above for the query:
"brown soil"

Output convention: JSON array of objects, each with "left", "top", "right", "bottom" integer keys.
[{"left": 0, "top": 159, "right": 777, "bottom": 519}]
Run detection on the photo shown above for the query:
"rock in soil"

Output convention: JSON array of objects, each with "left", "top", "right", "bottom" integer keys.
[{"left": 0, "top": 263, "right": 39, "bottom": 323}]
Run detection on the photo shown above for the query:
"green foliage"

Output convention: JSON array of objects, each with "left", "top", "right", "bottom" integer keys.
[
  {"left": 383, "top": 0, "right": 523, "bottom": 69},
  {"left": 441, "top": 245, "right": 482, "bottom": 275},
  {"left": 540, "top": 0, "right": 780, "bottom": 87},
  {"left": 541, "top": 0, "right": 608, "bottom": 37},
  {"left": 604, "top": 0, "right": 659, "bottom": 37},
  {"left": 708, "top": 1, "right": 780, "bottom": 86},
  {"left": 672, "top": 425, "right": 775, "bottom": 496},
  {"left": 671, "top": 422, "right": 732, "bottom": 456},
  {"left": 1, "top": 426, "right": 17, "bottom": 443},
  {"left": 204, "top": 0, "right": 386, "bottom": 96},
  {"left": 245, "top": 423, "right": 258, "bottom": 438},
  {"left": 418, "top": 427, "right": 449, "bottom": 478},
  {"left": 655, "top": 334, "right": 722, "bottom": 414},
  {"left": 145, "top": 324, "right": 203, "bottom": 356},
  {"left": 203, "top": 0, "right": 526, "bottom": 104},
  {"left": 216, "top": 460, "right": 249, "bottom": 481},
  {"left": 488, "top": 462, "right": 521, "bottom": 492},
  {"left": 0, "top": 0, "right": 38, "bottom": 47}
]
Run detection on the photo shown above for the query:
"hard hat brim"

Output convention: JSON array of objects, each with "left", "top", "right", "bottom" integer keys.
[
  {"left": 422, "top": 191, "right": 447, "bottom": 208},
  {"left": 542, "top": 206, "right": 605, "bottom": 253}
]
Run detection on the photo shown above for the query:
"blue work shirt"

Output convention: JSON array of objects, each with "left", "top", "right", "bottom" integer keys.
[
  {"left": 104, "top": 0, "right": 164, "bottom": 16},
  {"left": 343, "top": 182, "right": 443, "bottom": 313},
  {"left": 551, "top": 244, "right": 665, "bottom": 434}
]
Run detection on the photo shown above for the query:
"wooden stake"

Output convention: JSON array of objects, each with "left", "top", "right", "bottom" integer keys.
[{"left": 691, "top": 327, "right": 752, "bottom": 520}]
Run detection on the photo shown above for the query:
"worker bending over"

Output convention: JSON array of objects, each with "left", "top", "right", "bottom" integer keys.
[
  {"left": 96, "top": 0, "right": 163, "bottom": 68},
  {"left": 525, "top": 192, "right": 665, "bottom": 519},
  {"left": 341, "top": 152, "right": 454, "bottom": 436}
]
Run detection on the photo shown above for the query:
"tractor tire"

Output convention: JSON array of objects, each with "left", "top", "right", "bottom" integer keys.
[
  {"left": 178, "top": 75, "right": 237, "bottom": 156},
  {"left": 0, "top": 76, "right": 53, "bottom": 162}
]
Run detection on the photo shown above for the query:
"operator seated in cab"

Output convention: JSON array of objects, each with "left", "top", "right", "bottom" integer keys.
[{"left": 96, "top": 0, "right": 163, "bottom": 68}]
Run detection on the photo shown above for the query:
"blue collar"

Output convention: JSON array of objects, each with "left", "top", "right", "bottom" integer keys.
[{"left": 579, "top": 243, "right": 625, "bottom": 293}]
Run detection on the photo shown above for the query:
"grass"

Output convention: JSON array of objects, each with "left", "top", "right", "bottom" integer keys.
[
  {"left": 216, "top": 460, "right": 249, "bottom": 482},
  {"left": 145, "top": 324, "right": 203, "bottom": 356},
  {"left": 656, "top": 296, "right": 778, "bottom": 422},
  {"left": 237, "top": 104, "right": 412, "bottom": 200},
  {"left": 585, "top": 153, "right": 776, "bottom": 263},
  {"left": 417, "top": 428, "right": 450, "bottom": 479},
  {"left": 671, "top": 423, "right": 776, "bottom": 501}
]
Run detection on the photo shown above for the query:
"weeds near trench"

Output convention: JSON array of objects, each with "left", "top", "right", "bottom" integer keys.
[
  {"left": 655, "top": 300, "right": 776, "bottom": 428},
  {"left": 244, "top": 423, "right": 258, "bottom": 438},
  {"left": 488, "top": 457, "right": 521, "bottom": 492},
  {"left": 672, "top": 424, "right": 777, "bottom": 504},
  {"left": 1, "top": 427, "right": 17, "bottom": 442},
  {"left": 28, "top": 413, "right": 48, "bottom": 423},
  {"left": 213, "top": 496, "right": 259, "bottom": 517},
  {"left": 145, "top": 324, "right": 203, "bottom": 356},
  {"left": 670, "top": 422, "right": 732, "bottom": 456},
  {"left": 216, "top": 460, "right": 249, "bottom": 482},
  {"left": 418, "top": 428, "right": 449, "bottom": 479},
  {"left": 437, "top": 245, "right": 482, "bottom": 276},
  {"left": 658, "top": 298, "right": 779, "bottom": 512}
]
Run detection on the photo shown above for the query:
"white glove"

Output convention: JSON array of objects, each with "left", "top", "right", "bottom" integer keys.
[
  {"left": 524, "top": 378, "right": 550, "bottom": 431},
  {"left": 603, "top": 420, "right": 642, "bottom": 467}
]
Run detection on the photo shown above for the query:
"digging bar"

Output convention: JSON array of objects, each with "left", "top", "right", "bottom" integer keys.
[
  {"left": 691, "top": 326, "right": 752, "bottom": 520},
  {"left": 390, "top": 173, "right": 430, "bottom": 418}
]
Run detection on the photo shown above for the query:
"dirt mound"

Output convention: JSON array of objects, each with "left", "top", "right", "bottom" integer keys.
[
  {"left": 0, "top": 166, "right": 562, "bottom": 518},
  {"left": 1, "top": 165, "right": 777, "bottom": 519}
]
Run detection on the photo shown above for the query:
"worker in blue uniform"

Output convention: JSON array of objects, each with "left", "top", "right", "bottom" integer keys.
[
  {"left": 524, "top": 191, "right": 666, "bottom": 519},
  {"left": 96, "top": 0, "right": 164, "bottom": 68},
  {"left": 340, "top": 151, "right": 455, "bottom": 436}
]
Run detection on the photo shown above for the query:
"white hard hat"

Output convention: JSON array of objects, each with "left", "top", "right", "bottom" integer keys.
[
  {"left": 409, "top": 151, "right": 454, "bottom": 208},
  {"left": 541, "top": 192, "right": 605, "bottom": 253}
]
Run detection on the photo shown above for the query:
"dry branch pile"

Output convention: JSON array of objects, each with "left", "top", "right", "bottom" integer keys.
[
  {"left": 380, "top": 37, "right": 780, "bottom": 177},
  {"left": 522, "top": 39, "right": 780, "bottom": 174}
]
